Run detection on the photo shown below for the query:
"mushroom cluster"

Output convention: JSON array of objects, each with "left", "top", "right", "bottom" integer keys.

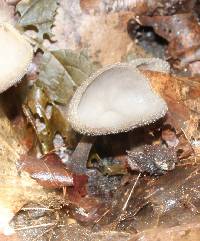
[{"left": 68, "top": 59, "right": 169, "bottom": 135}]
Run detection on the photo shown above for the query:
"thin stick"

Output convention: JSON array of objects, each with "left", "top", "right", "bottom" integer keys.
[
  {"left": 21, "top": 207, "right": 54, "bottom": 212},
  {"left": 14, "top": 222, "right": 56, "bottom": 231},
  {"left": 181, "top": 127, "right": 197, "bottom": 162},
  {"left": 93, "top": 209, "right": 110, "bottom": 226},
  {"left": 122, "top": 173, "right": 141, "bottom": 211}
]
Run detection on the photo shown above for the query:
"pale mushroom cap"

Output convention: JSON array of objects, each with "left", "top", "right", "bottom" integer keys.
[
  {"left": 0, "top": 1, "right": 14, "bottom": 24},
  {"left": 0, "top": 23, "right": 33, "bottom": 93},
  {"left": 131, "top": 58, "right": 170, "bottom": 73},
  {"left": 68, "top": 63, "right": 168, "bottom": 135}
]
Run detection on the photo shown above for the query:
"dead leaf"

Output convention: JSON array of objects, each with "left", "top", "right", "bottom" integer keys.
[
  {"left": 23, "top": 83, "right": 77, "bottom": 154},
  {"left": 80, "top": 0, "right": 194, "bottom": 15},
  {"left": 23, "top": 49, "right": 95, "bottom": 154},
  {"left": 16, "top": 0, "right": 58, "bottom": 42},
  {"left": 38, "top": 50, "right": 95, "bottom": 104},
  {"left": 80, "top": 0, "right": 150, "bottom": 14},
  {"left": 18, "top": 153, "right": 74, "bottom": 189},
  {"left": 0, "top": 105, "right": 62, "bottom": 235},
  {"left": 13, "top": 209, "right": 132, "bottom": 241},
  {"left": 3, "top": 1, "right": 200, "bottom": 240},
  {"left": 98, "top": 163, "right": 200, "bottom": 232},
  {"left": 128, "top": 223, "right": 200, "bottom": 241},
  {"left": 143, "top": 70, "right": 200, "bottom": 156},
  {"left": 45, "top": 0, "right": 148, "bottom": 65},
  {"left": 0, "top": 233, "right": 19, "bottom": 241},
  {"left": 143, "top": 71, "right": 190, "bottom": 128},
  {"left": 127, "top": 145, "right": 177, "bottom": 175},
  {"left": 138, "top": 14, "right": 200, "bottom": 74},
  {"left": 69, "top": 196, "right": 105, "bottom": 223}
]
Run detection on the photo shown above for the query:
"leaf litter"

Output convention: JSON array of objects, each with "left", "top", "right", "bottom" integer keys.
[
  {"left": 0, "top": 0, "right": 200, "bottom": 241},
  {"left": 16, "top": 0, "right": 59, "bottom": 42}
]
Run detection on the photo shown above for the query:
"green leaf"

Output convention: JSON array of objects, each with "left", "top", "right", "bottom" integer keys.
[
  {"left": 16, "top": 0, "right": 58, "bottom": 41},
  {"left": 38, "top": 50, "right": 96, "bottom": 105},
  {"left": 38, "top": 51, "right": 76, "bottom": 105},
  {"left": 51, "top": 49, "right": 95, "bottom": 86}
]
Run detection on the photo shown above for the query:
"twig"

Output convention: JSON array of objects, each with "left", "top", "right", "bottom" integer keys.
[
  {"left": 116, "top": 173, "right": 141, "bottom": 225},
  {"left": 92, "top": 209, "right": 111, "bottom": 227},
  {"left": 63, "top": 186, "right": 67, "bottom": 198},
  {"left": 122, "top": 173, "right": 141, "bottom": 211},
  {"left": 181, "top": 127, "right": 197, "bottom": 162},
  {"left": 21, "top": 207, "right": 54, "bottom": 212},
  {"left": 13, "top": 222, "right": 56, "bottom": 231}
]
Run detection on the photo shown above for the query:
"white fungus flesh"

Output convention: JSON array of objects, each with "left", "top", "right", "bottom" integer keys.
[
  {"left": 68, "top": 63, "right": 168, "bottom": 135},
  {"left": 0, "top": 1, "right": 14, "bottom": 24},
  {"left": 0, "top": 23, "right": 33, "bottom": 93}
]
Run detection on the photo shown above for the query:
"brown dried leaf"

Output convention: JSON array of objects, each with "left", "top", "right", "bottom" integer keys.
[
  {"left": 143, "top": 70, "right": 190, "bottom": 128},
  {"left": 18, "top": 153, "right": 74, "bottom": 189},
  {"left": 18, "top": 152, "right": 90, "bottom": 210},
  {"left": 80, "top": 0, "right": 194, "bottom": 15},
  {"left": 127, "top": 144, "right": 177, "bottom": 175},
  {"left": 0, "top": 233, "right": 19, "bottom": 241},
  {"left": 23, "top": 83, "right": 77, "bottom": 154},
  {"left": 99, "top": 162, "right": 200, "bottom": 231},
  {"left": 13, "top": 212, "right": 132, "bottom": 241},
  {"left": 144, "top": 70, "right": 200, "bottom": 156},
  {"left": 69, "top": 196, "right": 105, "bottom": 223},
  {"left": 128, "top": 164, "right": 200, "bottom": 231},
  {"left": 128, "top": 223, "right": 200, "bottom": 241},
  {"left": 138, "top": 14, "right": 200, "bottom": 74},
  {"left": 80, "top": 0, "right": 150, "bottom": 14},
  {"left": 45, "top": 0, "right": 148, "bottom": 65},
  {"left": 0, "top": 106, "right": 62, "bottom": 235}
]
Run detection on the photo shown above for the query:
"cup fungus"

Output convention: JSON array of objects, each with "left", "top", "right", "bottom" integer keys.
[
  {"left": 68, "top": 62, "right": 168, "bottom": 135},
  {"left": 0, "top": 23, "right": 33, "bottom": 93}
]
